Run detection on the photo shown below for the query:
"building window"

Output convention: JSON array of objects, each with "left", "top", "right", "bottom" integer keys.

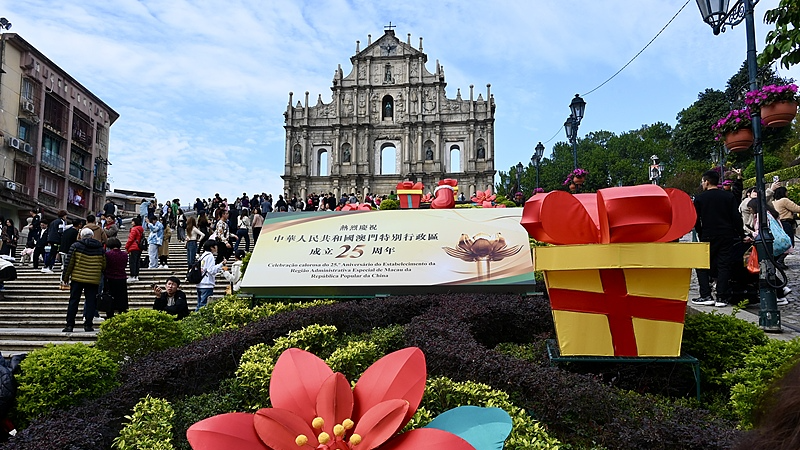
[
  {"left": 42, "top": 134, "right": 65, "bottom": 171},
  {"left": 21, "top": 79, "right": 34, "bottom": 101},
  {"left": 18, "top": 121, "right": 35, "bottom": 145},
  {"left": 39, "top": 173, "right": 59, "bottom": 195},
  {"left": 70, "top": 150, "right": 89, "bottom": 181}
]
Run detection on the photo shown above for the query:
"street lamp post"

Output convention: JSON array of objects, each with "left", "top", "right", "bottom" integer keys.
[
  {"left": 564, "top": 94, "right": 586, "bottom": 170},
  {"left": 532, "top": 141, "right": 545, "bottom": 189},
  {"left": 696, "top": 0, "right": 780, "bottom": 331},
  {"left": 515, "top": 162, "right": 524, "bottom": 194}
]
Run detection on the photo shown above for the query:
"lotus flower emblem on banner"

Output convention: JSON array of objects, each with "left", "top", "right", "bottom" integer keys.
[{"left": 442, "top": 233, "right": 523, "bottom": 280}]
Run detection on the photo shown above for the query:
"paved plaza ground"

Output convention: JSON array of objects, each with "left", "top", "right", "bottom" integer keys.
[{"left": 688, "top": 250, "right": 800, "bottom": 341}]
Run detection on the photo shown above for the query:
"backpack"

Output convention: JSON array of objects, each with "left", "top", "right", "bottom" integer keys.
[
  {"left": 186, "top": 259, "right": 203, "bottom": 284},
  {"left": 139, "top": 232, "right": 148, "bottom": 251}
]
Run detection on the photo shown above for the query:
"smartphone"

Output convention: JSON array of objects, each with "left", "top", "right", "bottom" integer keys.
[{"left": 774, "top": 175, "right": 780, "bottom": 182}]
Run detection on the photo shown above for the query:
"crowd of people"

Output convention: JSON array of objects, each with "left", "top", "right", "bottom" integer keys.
[{"left": 692, "top": 168, "right": 799, "bottom": 308}]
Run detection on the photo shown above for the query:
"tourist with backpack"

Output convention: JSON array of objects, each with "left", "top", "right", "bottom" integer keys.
[{"left": 195, "top": 240, "right": 224, "bottom": 311}]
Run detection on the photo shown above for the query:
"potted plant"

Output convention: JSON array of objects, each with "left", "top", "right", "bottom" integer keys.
[
  {"left": 712, "top": 108, "right": 753, "bottom": 152},
  {"left": 744, "top": 83, "right": 799, "bottom": 127}
]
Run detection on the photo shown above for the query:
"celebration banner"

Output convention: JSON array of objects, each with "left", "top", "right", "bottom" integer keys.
[{"left": 241, "top": 209, "right": 535, "bottom": 298}]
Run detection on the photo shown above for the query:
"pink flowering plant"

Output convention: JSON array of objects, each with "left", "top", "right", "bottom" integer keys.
[
  {"left": 562, "top": 168, "right": 588, "bottom": 186},
  {"left": 744, "top": 83, "right": 799, "bottom": 114},
  {"left": 712, "top": 108, "right": 752, "bottom": 141}
]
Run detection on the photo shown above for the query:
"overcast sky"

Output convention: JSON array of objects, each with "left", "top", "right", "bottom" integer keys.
[{"left": 3, "top": 0, "right": 799, "bottom": 204}]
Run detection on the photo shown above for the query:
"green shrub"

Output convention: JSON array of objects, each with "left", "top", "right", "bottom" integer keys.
[
  {"left": 206, "top": 294, "right": 261, "bottom": 331},
  {"left": 171, "top": 378, "right": 248, "bottom": 450},
  {"left": 234, "top": 343, "right": 277, "bottom": 411},
  {"left": 250, "top": 299, "right": 336, "bottom": 322},
  {"left": 15, "top": 343, "right": 119, "bottom": 424},
  {"left": 325, "top": 340, "right": 382, "bottom": 380},
  {"left": 345, "top": 324, "right": 406, "bottom": 355},
  {"left": 743, "top": 154, "right": 784, "bottom": 179},
  {"left": 177, "top": 305, "right": 217, "bottom": 342},
  {"left": 495, "top": 342, "right": 542, "bottom": 362},
  {"left": 234, "top": 324, "right": 339, "bottom": 410},
  {"left": 113, "top": 395, "right": 175, "bottom": 450},
  {"left": 414, "top": 377, "right": 562, "bottom": 450},
  {"left": 379, "top": 199, "right": 399, "bottom": 210},
  {"left": 725, "top": 338, "right": 800, "bottom": 428},
  {"left": 96, "top": 309, "right": 186, "bottom": 363},
  {"left": 681, "top": 311, "right": 768, "bottom": 388},
  {"left": 269, "top": 323, "right": 339, "bottom": 358}
]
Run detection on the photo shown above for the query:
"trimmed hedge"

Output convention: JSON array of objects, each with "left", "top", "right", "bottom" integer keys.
[{"left": 1, "top": 294, "right": 743, "bottom": 449}]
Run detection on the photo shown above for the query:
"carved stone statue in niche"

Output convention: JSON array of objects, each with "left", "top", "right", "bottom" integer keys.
[
  {"left": 384, "top": 63, "right": 393, "bottom": 84},
  {"left": 425, "top": 144, "right": 433, "bottom": 160},
  {"left": 477, "top": 143, "right": 485, "bottom": 159},
  {"left": 342, "top": 144, "right": 352, "bottom": 163},
  {"left": 293, "top": 146, "right": 302, "bottom": 164}
]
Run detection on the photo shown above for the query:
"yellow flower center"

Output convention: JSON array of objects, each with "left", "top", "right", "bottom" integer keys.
[
  {"left": 349, "top": 433, "right": 362, "bottom": 445},
  {"left": 312, "top": 417, "right": 325, "bottom": 429},
  {"left": 318, "top": 432, "right": 331, "bottom": 444},
  {"left": 295, "top": 434, "right": 308, "bottom": 446},
  {"left": 342, "top": 418, "right": 354, "bottom": 430},
  {"left": 334, "top": 424, "right": 345, "bottom": 437}
]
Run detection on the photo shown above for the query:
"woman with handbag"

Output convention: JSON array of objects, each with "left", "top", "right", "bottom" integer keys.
[
  {"left": 101, "top": 238, "right": 128, "bottom": 319},
  {"left": 124, "top": 217, "right": 145, "bottom": 283},
  {"left": 0, "top": 220, "right": 18, "bottom": 257}
]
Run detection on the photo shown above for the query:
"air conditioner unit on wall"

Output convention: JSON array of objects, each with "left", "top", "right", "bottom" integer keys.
[
  {"left": 6, "top": 137, "right": 20, "bottom": 150},
  {"left": 22, "top": 101, "right": 35, "bottom": 114},
  {"left": 5, "top": 182, "right": 16, "bottom": 191},
  {"left": 21, "top": 143, "right": 33, "bottom": 155}
]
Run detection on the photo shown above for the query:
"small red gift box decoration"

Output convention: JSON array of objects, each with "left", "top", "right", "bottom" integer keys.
[{"left": 397, "top": 181, "right": 424, "bottom": 209}]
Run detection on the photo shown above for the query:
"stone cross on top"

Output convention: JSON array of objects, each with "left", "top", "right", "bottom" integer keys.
[{"left": 384, "top": 22, "right": 396, "bottom": 32}]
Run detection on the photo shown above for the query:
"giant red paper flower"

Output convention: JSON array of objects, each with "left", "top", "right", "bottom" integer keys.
[{"left": 187, "top": 347, "right": 475, "bottom": 450}]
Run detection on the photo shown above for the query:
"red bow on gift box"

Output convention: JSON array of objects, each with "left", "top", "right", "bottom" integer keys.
[{"left": 521, "top": 185, "right": 696, "bottom": 245}]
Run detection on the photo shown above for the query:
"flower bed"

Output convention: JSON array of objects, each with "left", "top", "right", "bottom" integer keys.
[{"left": 0, "top": 294, "right": 741, "bottom": 450}]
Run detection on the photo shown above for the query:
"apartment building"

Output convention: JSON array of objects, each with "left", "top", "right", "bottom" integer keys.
[{"left": 0, "top": 32, "right": 118, "bottom": 224}]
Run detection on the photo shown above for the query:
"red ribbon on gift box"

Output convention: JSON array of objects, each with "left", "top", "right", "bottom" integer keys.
[
  {"left": 521, "top": 185, "right": 696, "bottom": 245},
  {"left": 547, "top": 268, "right": 688, "bottom": 356}
]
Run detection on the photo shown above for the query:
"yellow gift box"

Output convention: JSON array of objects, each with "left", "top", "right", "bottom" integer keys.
[{"left": 534, "top": 242, "right": 709, "bottom": 357}]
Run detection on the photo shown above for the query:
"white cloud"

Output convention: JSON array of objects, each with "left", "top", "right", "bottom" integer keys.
[{"left": 4, "top": 0, "right": 800, "bottom": 202}]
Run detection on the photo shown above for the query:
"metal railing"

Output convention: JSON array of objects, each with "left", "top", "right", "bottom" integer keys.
[{"left": 41, "top": 152, "right": 66, "bottom": 172}]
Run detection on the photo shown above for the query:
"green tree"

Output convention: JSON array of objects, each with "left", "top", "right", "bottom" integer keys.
[
  {"left": 672, "top": 89, "right": 731, "bottom": 162},
  {"left": 760, "top": 0, "right": 800, "bottom": 70}
]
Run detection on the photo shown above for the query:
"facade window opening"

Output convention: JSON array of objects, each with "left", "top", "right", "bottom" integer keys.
[
  {"left": 381, "top": 144, "right": 397, "bottom": 174},
  {"left": 450, "top": 145, "right": 461, "bottom": 173},
  {"left": 318, "top": 149, "right": 329, "bottom": 176},
  {"left": 382, "top": 95, "right": 394, "bottom": 119}
]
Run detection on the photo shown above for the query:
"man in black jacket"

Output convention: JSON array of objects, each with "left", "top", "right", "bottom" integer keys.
[
  {"left": 42, "top": 210, "right": 67, "bottom": 273},
  {"left": 152, "top": 276, "right": 189, "bottom": 319},
  {"left": 692, "top": 170, "right": 744, "bottom": 308}
]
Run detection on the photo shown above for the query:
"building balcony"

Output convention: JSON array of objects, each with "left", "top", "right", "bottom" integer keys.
[
  {"left": 69, "top": 163, "right": 90, "bottom": 186},
  {"left": 41, "top": 152, "right": 66, "bottom": 172},
  {"left": 38, "top": 191, "right": 58, "bottom": 208}
]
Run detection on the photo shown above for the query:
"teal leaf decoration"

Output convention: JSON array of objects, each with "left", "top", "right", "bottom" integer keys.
[{"left": 424, "top": 406, "right": 513, "bottom": 450}]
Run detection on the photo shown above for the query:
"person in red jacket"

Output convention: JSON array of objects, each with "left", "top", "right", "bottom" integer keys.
[{"left": 125, "top": 216, "right": 144, "bottom": 283}]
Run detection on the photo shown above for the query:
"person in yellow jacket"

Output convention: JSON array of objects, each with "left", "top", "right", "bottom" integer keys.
[{"left": 62, "top": 228, "right": 106, "bottom": 332}]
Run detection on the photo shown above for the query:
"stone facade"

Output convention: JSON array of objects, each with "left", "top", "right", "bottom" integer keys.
[{"left": 282, "top": 28, "right": 496, "bottom": 200}]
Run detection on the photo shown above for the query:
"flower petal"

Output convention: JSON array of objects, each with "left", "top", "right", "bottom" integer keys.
[
  {"left": 187, "top": 412, "right": 266, "bottom": 450},
  {"left": 378, "top": 428, "right": 476, "bottom": 450},
  {"left": 254, "top": 407, "right": 318, "bottom": 450},
  {"left": 353, "top": 347, "right": 426, "bottom": 424},
  {"left": 315, "top": 372, "right": 354, "bottom": 437},
  {"left": 352, "top": 399, "right": 409, "bottom": 450},
  {"left": 270, "top": 348, "right": 334, "bottom": 423},
  {"left": 425, "top": 406, "right": 512, "bottom": 450}
]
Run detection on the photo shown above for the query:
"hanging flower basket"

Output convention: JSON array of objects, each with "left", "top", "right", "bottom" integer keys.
[
  {"left": 723, "top": 128, "right": 754, "bottom": 153},
  {"left": 745, "top": 84, "right": 799, "bottom": 127},
  {"left": 761, "top": 101, "right": 798, "bottom": 128}
]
